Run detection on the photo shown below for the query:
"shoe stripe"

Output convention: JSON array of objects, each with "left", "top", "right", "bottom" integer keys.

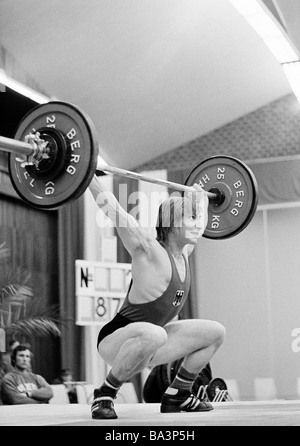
[
  {"left": 189, "top": 398, "right": 200, "bottom": 410},
  {"left": 91, "top": 397, "right": 115, "bottom": 413},
  {"left": 104, "top": 379, "right": 118, "bottom": 390},
  {"left": 161, "top": 393, "right": 213, "bottom": 413},
  {"left": 92, "top": 396, "right": 114, "bottom": 405},
  {"left": 187, "top": 397, "right": 197, "bottom": 410},
  {"left": 176, "top": 376, "right": 192, "bottom": 383},
  {"left": 180, "top": 395, "right": 201, "bottom": 410},
  {"left": 180, "top": 396, "right": 193, "bottom": 408}
]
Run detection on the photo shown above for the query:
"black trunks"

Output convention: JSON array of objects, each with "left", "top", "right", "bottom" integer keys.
[{"left": 97, "top": 313, "right": 132, "bottom": 348}]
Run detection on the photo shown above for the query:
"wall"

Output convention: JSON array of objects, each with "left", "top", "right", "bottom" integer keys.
[
  {"left": 267, "top": 207, "right": 300, "bottom": 399},
  {"left": 194, "top": 205, "right": 300, "bottom": 400}
]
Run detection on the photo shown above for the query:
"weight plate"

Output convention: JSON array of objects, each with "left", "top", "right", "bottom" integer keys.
[
  {"left": 8, "top": 101, "right": 99, "bottom": 210},
  {"left": 206, "top": 378, "right": 227, "bottom": 401},
  {"left": 185, "top": 156, "right": 258, "bottom": 239}
]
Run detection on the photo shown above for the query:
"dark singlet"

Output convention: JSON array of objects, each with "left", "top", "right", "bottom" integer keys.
[{"left": 97, "top": 243, "right": 191, "bottom": 347}]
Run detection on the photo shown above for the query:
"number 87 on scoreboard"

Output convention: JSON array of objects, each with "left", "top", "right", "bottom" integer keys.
[{"left": 75, "top": 260, "right": 132, "bottom": 326}]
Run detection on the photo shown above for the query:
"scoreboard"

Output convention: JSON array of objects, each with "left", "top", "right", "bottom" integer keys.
[{"left": 75, "top": 260, "right": 132, "bottom": 326}]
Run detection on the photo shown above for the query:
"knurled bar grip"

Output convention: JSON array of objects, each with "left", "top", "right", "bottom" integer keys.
[{"left": 96, "top": 161, "right": 217, "bottom": 199}]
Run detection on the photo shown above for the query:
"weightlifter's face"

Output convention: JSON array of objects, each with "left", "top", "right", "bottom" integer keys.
[{"left": 175, "top": 197, "right": 208, "bottom": 244}]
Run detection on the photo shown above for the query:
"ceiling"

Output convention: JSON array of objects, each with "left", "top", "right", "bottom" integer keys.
[{"left": 0, "top": 0, "right": 299, "bottom": 170}]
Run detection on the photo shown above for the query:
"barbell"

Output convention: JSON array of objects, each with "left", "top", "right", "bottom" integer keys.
[{"left": 1, "top": 101, "right": 258, "bottom": 240}]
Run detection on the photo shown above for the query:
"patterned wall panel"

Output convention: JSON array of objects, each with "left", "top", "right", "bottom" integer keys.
[{"left": 136, "top": 94, "right": 300, "bottom": 173}]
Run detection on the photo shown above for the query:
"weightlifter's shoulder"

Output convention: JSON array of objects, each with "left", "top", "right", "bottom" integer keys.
[{"left": 130, "top": 233, "right": 165, "bottom": 259}]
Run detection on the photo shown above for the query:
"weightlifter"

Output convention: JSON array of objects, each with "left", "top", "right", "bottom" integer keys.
[{"left": 89, "top": 175, "right": 226, "bottom": 419}]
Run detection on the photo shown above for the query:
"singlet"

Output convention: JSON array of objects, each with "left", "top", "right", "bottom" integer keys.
[{"left": 118, "top": 243, "right": 191, "bottom": 326}]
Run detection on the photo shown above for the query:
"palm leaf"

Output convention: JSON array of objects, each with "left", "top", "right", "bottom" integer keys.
[
  {"left": 0, "top": 242, "right": 10, "bottom": 260},
  {"left": 9, "top": 317, "right": 61, "bottom": 337},
  {"left": 0, "top": 242, "right": 61, "bottom": 338}
]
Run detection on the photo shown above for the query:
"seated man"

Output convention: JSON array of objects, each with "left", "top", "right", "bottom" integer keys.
[
  {"left": 0, "top": 344, "right": 53, "bottom": 405},
  {"left": 53, "top": 368, "right": 78, "bottom": 403}
]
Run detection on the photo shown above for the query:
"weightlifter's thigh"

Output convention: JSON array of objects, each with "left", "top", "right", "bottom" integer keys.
[
  {"left": 98, "top": 321, "right": 167, "bottom": 365},
  {"left": 149, "top": 319, "right": 226, "bottom": 367}
]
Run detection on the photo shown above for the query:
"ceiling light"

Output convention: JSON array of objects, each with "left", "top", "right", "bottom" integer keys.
[
  {"left": 229, "top": 0, "right": 300, "bottom": 103},
  {"left": 282, "top": 61, "right": 300, "bottom": 104},
  {"left": 229, "top": 0, "right": 299, "bottom": 63},
  {"left": 229, "top": 0, "right": 264, "bottom": 16}
]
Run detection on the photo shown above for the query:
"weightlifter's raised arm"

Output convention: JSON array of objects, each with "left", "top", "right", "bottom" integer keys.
[{"left": 89, "top": 175, "right": 150, "bottom": 255}]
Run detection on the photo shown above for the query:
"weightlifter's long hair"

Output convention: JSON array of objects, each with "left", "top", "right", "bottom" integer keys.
[{"left": 156, "top": 195, "right": 196, "bottom": 242}]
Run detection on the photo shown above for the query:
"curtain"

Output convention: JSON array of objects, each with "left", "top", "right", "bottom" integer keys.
[
  {"left": 248, "top": 157, "right": 300, "bottom": 205},
  {"left": 57, "top": 198, "right": 85, "bottom": 381},
  {"left": 0, "top": 192, "right": 61, "bottom": 381}
]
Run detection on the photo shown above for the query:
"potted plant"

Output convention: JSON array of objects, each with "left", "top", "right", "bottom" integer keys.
[{"left": 0, "top": 242, "right": 61, "bottom": 344}]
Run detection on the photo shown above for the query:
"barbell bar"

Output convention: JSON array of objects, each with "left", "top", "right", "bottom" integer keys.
[
  {"left": 0, "top": 134, "right": 216, "bottom": 198},
  {"left": 1, "top": 138, "right": 222, "bottom": 207},
  {"left": 96, "top": 162, "right": 217, "bottom": 199},
  {"left": 3, "top": 101, "right": 258, "bottom": 240},
  {"left": 0, "top": 135, "right": 39, "bottom": 157}
]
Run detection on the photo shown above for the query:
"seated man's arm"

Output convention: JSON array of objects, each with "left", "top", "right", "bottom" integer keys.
[
  {"left": 29, "top": 375, "right": 53, "bottom": 402},
  {"left": 1, "top": 375, "right": 39, "bottom": 405}
]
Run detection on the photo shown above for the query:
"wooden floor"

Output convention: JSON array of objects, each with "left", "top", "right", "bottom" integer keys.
[{"left": 0, "top": 400, "right": 300, "bottom": 426}]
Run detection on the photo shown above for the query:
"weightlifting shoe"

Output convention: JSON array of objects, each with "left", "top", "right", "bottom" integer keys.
[
  {"left": 91, "top": 390, "right": 118, "bottom": 419},
  {"left": 160, "top": 391, "right": 214, "bottom": 413}
]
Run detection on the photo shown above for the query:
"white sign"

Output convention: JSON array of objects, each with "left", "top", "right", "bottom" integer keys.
[{"left": 75, "top": 260, "right": 131, "bottom": 326}]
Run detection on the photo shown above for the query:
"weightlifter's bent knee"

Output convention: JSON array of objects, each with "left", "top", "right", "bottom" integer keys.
[
  {"left": 137, "top": 324, "right": 168, "bottom": 352},
  {"left": 212, "top": 322, "right": 226, "bottom": 348}
]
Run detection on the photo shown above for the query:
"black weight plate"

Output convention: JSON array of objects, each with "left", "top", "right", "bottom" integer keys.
[
  {"left": 8, "top": 101, "right": 98, "bottom": 210},
  {"left": 206, "top": 378, "right": 227, "bottom": 401},
  {"left": 185, "top": 156, "right": 258, "bottom": 239}
]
